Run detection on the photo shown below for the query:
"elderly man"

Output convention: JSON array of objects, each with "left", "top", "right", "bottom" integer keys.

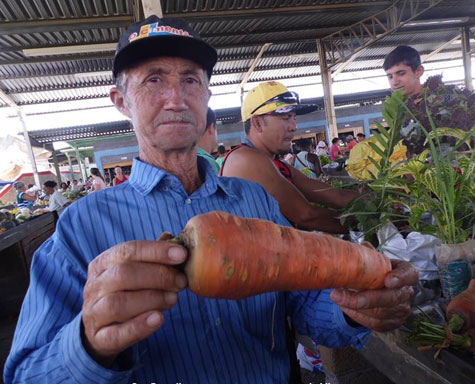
[{"left": 5, "top": 16, "right": 418, "bottom": 384}]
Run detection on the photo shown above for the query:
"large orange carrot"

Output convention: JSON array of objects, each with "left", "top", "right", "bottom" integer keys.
[
  {"left": 178, "top": 211, "right": 392, "bottom": 299},
  {"left": 446, "top": 279, "right": 475, "bottom": 331}
]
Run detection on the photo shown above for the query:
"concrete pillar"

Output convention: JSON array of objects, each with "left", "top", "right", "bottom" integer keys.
[
  {"left": 18, "top": 110, "right": 40, "bottom": 187},
  {"left": 461, "top": 27, "right": 473, "bottom": 91},
  {"left": 74, "top": 147, "right": 84, "bottom": 182},
  {"left": 51, "top": 150, "right": 62, "bottom": 186},
  {"left": 65, "top": 153, "right": 73, "bottom": 182},
  {"left": 317, "top": 39, "right": 338, "bottom": 140},
  {"left": 364, "top": 118, "right": 371, "bottom": 138}
]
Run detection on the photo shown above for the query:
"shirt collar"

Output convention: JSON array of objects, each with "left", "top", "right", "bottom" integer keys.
[
  {"left": 128, "top": 158, "right": 169, "bottom": 195},
  {"left": 129, "top": 156, "right": 238, "bottom": 199}
]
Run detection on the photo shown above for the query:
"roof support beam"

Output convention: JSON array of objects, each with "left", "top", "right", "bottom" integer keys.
[
  {"left": 421, "top": 35, "right": 461, "bottom": 63},
  {"left": 0, "top": 16, "right": 133, "bottom": 35},
  {"left": 461, "top": 27, "right": 474, "bottom": 91},
  {"left": 331, "top": 50, "right": 365, "bottom": 79},
  {"left": 316, "top": 39, "right": 337, "bottom": 141},
  {"left": 142, "top": 0, "right": 162, "bottom": 18},
  {"left": 238, "top": 43, "right": 272, "bottom": 97},
  {"left": 321, "top": 0, "right": 444, "bottom": 69},
  {"left": 0, "top": 88, "right": 40, "bottom": 186}
]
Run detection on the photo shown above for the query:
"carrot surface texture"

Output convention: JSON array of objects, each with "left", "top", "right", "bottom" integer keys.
[{"left": 178, "top": 211, "right": 392, "bottom": 299}]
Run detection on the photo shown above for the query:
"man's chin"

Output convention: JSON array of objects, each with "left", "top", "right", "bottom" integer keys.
[{"left": 277, "top": 147, "right": 291, "bottom": 156}]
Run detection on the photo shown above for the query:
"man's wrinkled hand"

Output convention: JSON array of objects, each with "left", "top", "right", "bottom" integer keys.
[
  {"left": 330, "top": 259, "right": 419, "bottom": 332},
  {"left": 82, "top": 240, "right": 188, "bottom": 366}
]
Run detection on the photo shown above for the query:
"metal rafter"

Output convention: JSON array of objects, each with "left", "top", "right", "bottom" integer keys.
[
  {"left": 321, "top": 0, "right": 445, "bottom": 69},
  {"left": 164, "top": 2, "right": 392, "bottom": 21},
  {"left": 0, "top": 16, "right": 133, "bottom": 35},
  {"left": 421, "top": 35, "right": 461, "bottom": 63},
  {"left": 238, "top": 43, "right": 272, "bottom": 93}
]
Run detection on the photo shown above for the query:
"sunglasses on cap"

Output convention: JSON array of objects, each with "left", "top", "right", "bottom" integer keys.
[{"left": 250, "top": 91, "right": 300, "bottom": 115}]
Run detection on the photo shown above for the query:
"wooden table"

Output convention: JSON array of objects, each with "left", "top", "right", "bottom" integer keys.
[
  {"left": 0, "top": 212, "right": 57, "bottom": 380},
  {"left": 0, "top": 212, "right": 57, "bottom": 318},
  {"left": 359, "top": 328, "right": 475, "bottom": 384}
]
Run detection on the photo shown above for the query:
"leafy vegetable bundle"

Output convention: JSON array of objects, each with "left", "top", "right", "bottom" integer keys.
[{"left": 409, "top": 279, "right": 475, "bottom": 357}]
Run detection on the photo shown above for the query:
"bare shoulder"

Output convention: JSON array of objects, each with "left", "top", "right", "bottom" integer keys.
[{"left": 223, "top": 145, "right": 275, "bottom": 175}]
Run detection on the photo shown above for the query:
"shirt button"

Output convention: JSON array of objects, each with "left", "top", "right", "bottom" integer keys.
[
  {"left": 185, "top": 198, "right": 192, "bottom": 204},
  {"left": 215, "top": 317, "right": 221, "bottom": 327}
]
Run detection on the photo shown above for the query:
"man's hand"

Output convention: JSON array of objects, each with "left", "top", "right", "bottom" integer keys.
[
  {"left": 330, "top": 259, "right": 419, "bottom": 332},
  {"left": 82, "top": 240, "right": 188, "bottom": 367}
]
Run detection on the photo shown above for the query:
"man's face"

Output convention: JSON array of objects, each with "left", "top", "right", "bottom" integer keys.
[
  {"left": 43, "top": 186, "right": 54, "bottom": 195},
  {"left": 111, "top": 57, "right": 211, "bottom": 153},
  {"left": 258, "top": 112, "right": 297, "bottom": 156},
  {"left": 385, "top": 62, "right": 424, "bottom": 96},
  {"left": 114, "top": 167, "right": 122, "bottom": 176}
]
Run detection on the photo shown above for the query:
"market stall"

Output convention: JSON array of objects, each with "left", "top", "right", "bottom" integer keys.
[
  {"left": 0, "top": 211, "right": 57, "bottom": 318},
  {"left": 324, "top": 82, "right": 475, "bottom": 384}
]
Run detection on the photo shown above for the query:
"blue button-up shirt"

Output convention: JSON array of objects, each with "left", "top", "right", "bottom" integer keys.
[{"left": 5, "top": 157, "right": 369, "bottom": 384}]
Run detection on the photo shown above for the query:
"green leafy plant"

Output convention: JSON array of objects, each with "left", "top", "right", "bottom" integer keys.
[{"left": 343, "top": 89, "right": 475, "bottom": 245}]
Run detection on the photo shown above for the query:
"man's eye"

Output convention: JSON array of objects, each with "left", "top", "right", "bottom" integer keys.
[
  {"left": 185, "top": 77, "right": 199, "bottom": 84},
  {"left": 147, "top": 77, "right": 159, "bottom": 83}
]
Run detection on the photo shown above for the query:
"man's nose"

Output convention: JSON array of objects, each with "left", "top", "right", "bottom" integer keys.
[
  {"left": 163, "top": 81, "right": 187, "bottom": 110},
  {"left": 289, "top": 119, "right": 297, "bottom": 131}
]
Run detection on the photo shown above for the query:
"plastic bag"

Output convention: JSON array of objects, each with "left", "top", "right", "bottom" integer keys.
[
  {"left": 435, "top": 240, "right": 475, "bottom": 301},
  {"left": 377, "top": 222, "right": 441, "bottom": 280}
]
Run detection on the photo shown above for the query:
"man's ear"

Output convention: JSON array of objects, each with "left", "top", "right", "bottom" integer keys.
[
  {"left": 110, "top": 86, "right": 132, "bottom": 118},
  {"left": 252, "top": 115, "right": 263, "bottom": 132},
  {"left": 415, "top": 65, "right": 424, "bottom": 78}
]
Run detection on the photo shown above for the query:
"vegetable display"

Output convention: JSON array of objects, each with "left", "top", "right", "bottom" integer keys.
[
  {"left": 409, "top": 279, "right": 475, "bottom": 356},
  {"left": 175, "top": 211, "right": 392, "bottom": 299}
]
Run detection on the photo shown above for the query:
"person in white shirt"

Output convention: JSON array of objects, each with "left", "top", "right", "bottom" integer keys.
[
  {"left": 315, "top": 141, "right": 329, "bottom": 157},
  {"left": 90, "top": 167, "right": 107, "bottom": 191},
  {"left": 43, "top": 180, "right": 70, "bottom": 215}
]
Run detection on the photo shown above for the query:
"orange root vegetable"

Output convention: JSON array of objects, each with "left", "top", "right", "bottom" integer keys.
[
  {"left": 178, "top": 211, "right": 392, "bottom": 299},
  {"left": 446, "top": 279, "right": 475, "bottom": 332}
]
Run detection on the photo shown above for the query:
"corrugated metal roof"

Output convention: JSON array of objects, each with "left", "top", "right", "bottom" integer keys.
[
  {"left": 0, "top": 0, "right": 132, "bottom": 20},
  {"left": 28, "top": 119, "right": 133, "bottom": 143},
  {"left": 0, "top": 0, "right": 473, "bottom": 112}
]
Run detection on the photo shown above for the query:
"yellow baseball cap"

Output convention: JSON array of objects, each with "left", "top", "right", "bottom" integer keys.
[{"left": 241, "top": 81, "right": 317, "bottom": 122}]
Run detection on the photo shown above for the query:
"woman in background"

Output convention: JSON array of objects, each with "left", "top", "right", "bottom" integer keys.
[
  {"left": 112, "top": 165, "right": 128, "bottom": 186},
  {"left": 90, "top": 168, "right": 107, "bottom": 192}
]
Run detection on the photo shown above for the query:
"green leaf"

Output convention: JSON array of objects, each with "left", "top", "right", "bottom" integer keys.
[{"left": 368, "top": 142, "right": 386, "bottom": 158}]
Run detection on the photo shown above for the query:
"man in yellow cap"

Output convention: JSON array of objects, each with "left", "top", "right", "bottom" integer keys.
[{"left": 220, "top": 81, "right": 358, "bottom": 233}]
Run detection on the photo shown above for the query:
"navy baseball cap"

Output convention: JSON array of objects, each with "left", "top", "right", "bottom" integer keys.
[{"left": 113, "top": 15, "right": 217, "bottom": 79}]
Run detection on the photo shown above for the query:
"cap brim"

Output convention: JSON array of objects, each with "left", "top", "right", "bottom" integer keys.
[
  {"left": 113, "top": 35, "right": 217, "bottom": 79},
  {"left": 271, "top": 103, "right": 318, "bottom": 116}
]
